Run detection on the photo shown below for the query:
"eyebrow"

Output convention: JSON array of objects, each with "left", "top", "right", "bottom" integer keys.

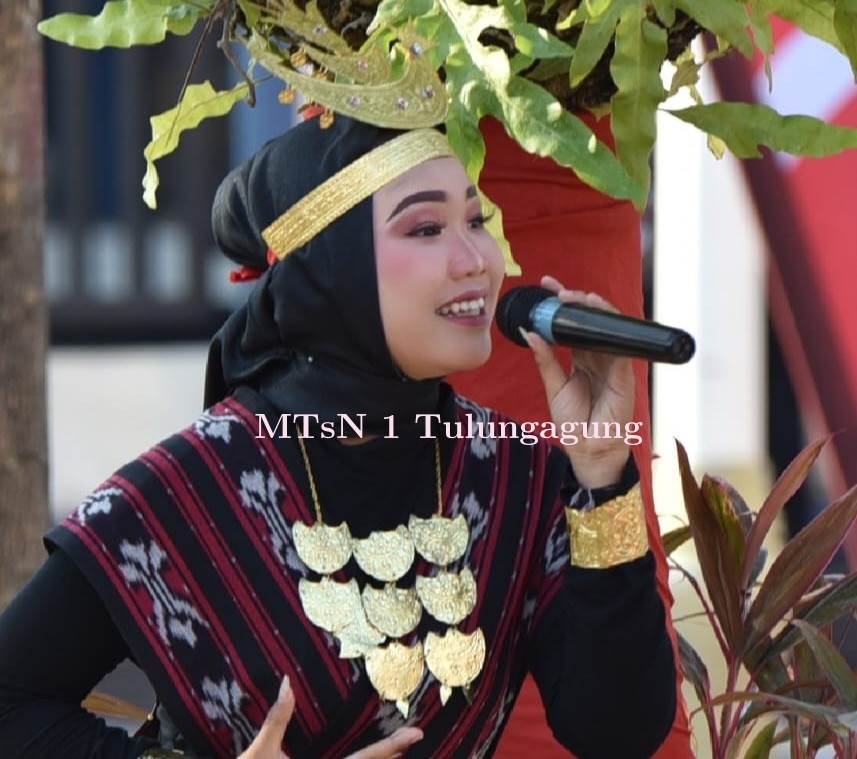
[{"left": 386, "top": 185, "right": 479, "bottom": 222}]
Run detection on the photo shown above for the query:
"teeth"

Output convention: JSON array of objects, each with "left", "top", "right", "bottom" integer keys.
[{"left": 437, "top": 297, "right": 486, "bottom": 317}]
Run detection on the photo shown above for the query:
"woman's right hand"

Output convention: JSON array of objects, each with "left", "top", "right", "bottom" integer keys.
[{"left": 237, "top": 676, "right": 424, "bottom": 759}]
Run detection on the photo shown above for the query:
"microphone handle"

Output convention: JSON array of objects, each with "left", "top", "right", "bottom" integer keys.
[{"left": 532, "top": 299, "right": 696, "bottom": 364}]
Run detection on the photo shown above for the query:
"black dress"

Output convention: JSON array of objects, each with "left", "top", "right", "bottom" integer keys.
[{"left": 0, "top": 385, "right": 675, "bottom": 759}]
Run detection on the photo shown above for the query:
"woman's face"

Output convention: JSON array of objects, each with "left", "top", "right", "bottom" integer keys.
[{"left": 373, "top": 156, "right": 505, "bottom": 380}]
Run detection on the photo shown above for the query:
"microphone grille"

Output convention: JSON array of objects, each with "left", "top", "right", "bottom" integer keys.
[{"left": 496, "top": 286, "right": 553, "bottom": 346}]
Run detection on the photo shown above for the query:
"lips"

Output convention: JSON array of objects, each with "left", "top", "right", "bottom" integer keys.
[{"left": 436, "top": 295, "right": 487, "bottom": 317}]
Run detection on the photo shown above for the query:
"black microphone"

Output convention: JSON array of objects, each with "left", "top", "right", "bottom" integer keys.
[{"left": 496, "top": 286, "right": 696, "bottom": 364}]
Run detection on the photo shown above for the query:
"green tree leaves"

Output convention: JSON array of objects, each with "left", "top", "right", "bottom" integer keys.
[
  {"left": 36, "top": 0, "right": 857, "bottom": 208},
  {"left": 609, "top": 8, "right": 666, "bottom": 197},
  {"left": 399, "top": 0, "right": 647, "bottom": 204},
  {"left": 143, "top": 81, "right": 250, "bottom": 208},
  {"left": 38, "top": 0, "right": 206, "bottom": 49},
  {"left": 669, "top": 102, "right": 857, "bottom": 158}
]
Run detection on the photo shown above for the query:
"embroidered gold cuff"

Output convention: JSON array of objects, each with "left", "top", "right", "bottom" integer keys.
[{"left": 565, "top": 483, "right": 648, "bottom": 568}]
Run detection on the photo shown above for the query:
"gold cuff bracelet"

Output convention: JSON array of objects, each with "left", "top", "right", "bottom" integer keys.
[{"left": 565, "top": 483, "right": 648, "bottom": 568}]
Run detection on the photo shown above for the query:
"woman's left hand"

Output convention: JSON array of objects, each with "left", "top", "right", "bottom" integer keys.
[{"left": 523, "top": 275, "right": 637, "bottom": 489}]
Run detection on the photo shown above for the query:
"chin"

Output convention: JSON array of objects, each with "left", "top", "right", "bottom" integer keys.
[
  {"left": 404, "top": 336, "right": 493, "bottom": 379},
  {"left": 450, "top": 341, "right": 492, "bottom": 374}
]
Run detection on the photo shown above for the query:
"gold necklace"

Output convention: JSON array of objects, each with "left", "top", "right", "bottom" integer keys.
[{"left": 292, "top": 435, "right": 486, "bottom": 716}]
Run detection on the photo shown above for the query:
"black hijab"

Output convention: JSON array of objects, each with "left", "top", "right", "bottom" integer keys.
[{"left": 204, "top": 116, "right": 442, "bottom": 434}]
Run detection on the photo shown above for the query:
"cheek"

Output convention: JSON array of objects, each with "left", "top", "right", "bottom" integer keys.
[
  {"left": 376, "top": 242, "right": 435, "bottom": 340},
  {"left": 377, "top": 243, "right": 417, "bottom": 285},
  {"left": 376, "top": 240, "right": 442, "bottom": 302},
  {"left": 483, "top": 239, "right": 506, "bottom": 290}
]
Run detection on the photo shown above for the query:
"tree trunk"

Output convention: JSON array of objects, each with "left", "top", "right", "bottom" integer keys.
[{"left": 0, "top": 0, "right": 49, "bottom": 609}]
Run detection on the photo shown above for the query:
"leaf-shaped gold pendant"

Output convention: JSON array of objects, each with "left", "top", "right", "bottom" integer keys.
[
  {"left": 408, "top": 514, "right": 469, "bottom": 565},
  {"left": 297, "top": 576, "right": 364, "bottom": 633},
  {"left": 336, "top": 613, "right": 386, "bottom": 658},
  {"left": 364, "top": 641, "right": 425, "bottom": 709},
  {"left": 352, "top": 525, "right": 414, "bottom": 582},
  {"left": 293, "top": 521, "right": 352, "bottom": 574},
  {"left": 362, "top": 584, "right": 423, "bottom": 638},
  {"left": 415, "top": 569, "right": 477, "bottom": 625},
  {"left": 424, "top": 628, "right": 486, "bottom": 690}
]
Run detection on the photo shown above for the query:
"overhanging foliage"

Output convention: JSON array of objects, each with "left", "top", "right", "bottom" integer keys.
[{"left": 38, "top": 0, "right": 857, "bottom": 209}]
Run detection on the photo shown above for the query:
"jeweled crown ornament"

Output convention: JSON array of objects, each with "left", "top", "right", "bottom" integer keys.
[{"left": 245, "top": 0, "right": 448, "bottom": 128}]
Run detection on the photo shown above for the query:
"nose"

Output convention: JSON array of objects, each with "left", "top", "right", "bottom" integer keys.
[{"left": 448, "top": 232, "right": 486, "bottom": 279}]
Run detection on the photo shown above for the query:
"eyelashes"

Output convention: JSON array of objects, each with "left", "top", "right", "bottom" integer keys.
[
  {"left": 472, "top": 210, "right": 496, "bottom": 227},
  {"left": 405, "top": 211, "right": 496, "bottom": 237}
]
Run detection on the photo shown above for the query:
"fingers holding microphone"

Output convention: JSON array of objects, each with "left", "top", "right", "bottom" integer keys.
[
  {"left": 496, "top": 276, "right": 695, "bottom": 364},
  {"left": 540, "top": 275, "right": 620, "bottom": 314},
  {"left": 518, "top": 275, "right": 637, "bottom": 488},
  {"left": 537, "top": 275, "right": 636, "bottom": 398}
]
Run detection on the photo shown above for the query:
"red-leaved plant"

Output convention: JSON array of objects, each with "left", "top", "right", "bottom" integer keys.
[{"left": 666, "top": 438, "right": 857, "bottom": 758}]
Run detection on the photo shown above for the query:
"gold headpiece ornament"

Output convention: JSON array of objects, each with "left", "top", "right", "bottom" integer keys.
[
  {"left": 245, "top": 0, "right": 448, "bottom": 129},
  {"left": 262, "top": 128, "right": 454, "bottom": 259}
]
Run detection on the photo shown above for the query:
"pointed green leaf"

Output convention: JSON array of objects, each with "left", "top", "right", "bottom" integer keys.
[
  {"left": 673, "top": 0, "right": 753, "bottom": 57},
  {"left": 748, "top": 2, "right": 775, "bottom": 57},
  {"left": 661, "top": 525, "right": 691, "bottom": 556},
  {"left": 756, "top": 0, "right": 842, "bottom": 51},
  {"left": 741, "top": 436, "right": 830, "bottom": 589},
  {"left": 236, "top": 0, "right": 264, "bottom": 29},
  {"left": 742, "top": 720, "right": 777, "bottom": 759},
  {"left": 508, "top": 0, "right": 574, "bottom": 62},
  {"left": 840, "top": 710, "right": 857, "bottom": 730},
  {"left": 746, "top": 2, "right": 776, "bottom": 95},
  {"left": 668, "top": 102, "right": 857, "bottom": 159},
  {"left": 436, "top": 0, "right": 643, "bottom": 205},
  {"left": 701, "top": 475, "right": 746, "bottom": 577},
  {"left": 444, "top": 84, "right": 489, "bottom": 181},
  {"left": 709, "top": 475, "right": 755, "bottom": 533},
  {"left": 677, "top": 632, "right": 713, "bottom": 715},
  {"left": 834, "top": 0, "right": 857, "bottom": 81},
  {"left": 38, "top": 0, "right": 205, "bottom": 49},
  {"left": 143, "top": 81, "right": 249, "bottom": 208},
  {"left": 666, "top": 49, "right": 702, "bottom": 99},
  {"left": 751, "top": 650, "right": 793, "bottom": 697},
  {"left": 763, "top": 574, "right": 857, "bottom": 662},
  {"left": 792, "top": 636, "right": 828, "bottom": 706},
  {"left": 512, "top": 29, "right": 573, "bottom": 60},
  {"left": 744, "top": 483, "right": 857, "bottom": 657},
  {"left": 497, "top": 76, "right": 644, "bottom": 205},
  {"left": 568, "top": 1, "right": 627, "bottom": 87},
  {"left": 521, "top": 56, "right": 573, "bottom": 81},
  {"left": 676, "top": 441, "right": 745, "bottom": 654},
  {"left": 709, "top": 689, "right": 841, "bottom": 725},
  {"left": 556, "top": 0, "right": 610, "bottom": 30},
  {"left": 436, "top": 0, "right": 513, "bottom": 87},
  {"left": 792, "top": 619, "right": 857, "bottom": 709},
  {"left": 609, "top": 10, "right": 667, "bottom": 199},
  {"left": 651, "top": 0, "right": 677, "bottom": 27},
  {"left": 371, "top": 0, "right": 437, "bottom": 32}
]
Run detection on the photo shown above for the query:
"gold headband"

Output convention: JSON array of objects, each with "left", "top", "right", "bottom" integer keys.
[{"left": 262, "top": 129, "right": 454, "bottom": 260}]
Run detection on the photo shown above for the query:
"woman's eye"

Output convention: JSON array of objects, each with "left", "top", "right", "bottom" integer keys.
[
  {"left": 407, "top": 223, "right": 443, "bottom": 237},
  {"left": 468, "top": 211, "right": 495, "bottom": 229}
]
